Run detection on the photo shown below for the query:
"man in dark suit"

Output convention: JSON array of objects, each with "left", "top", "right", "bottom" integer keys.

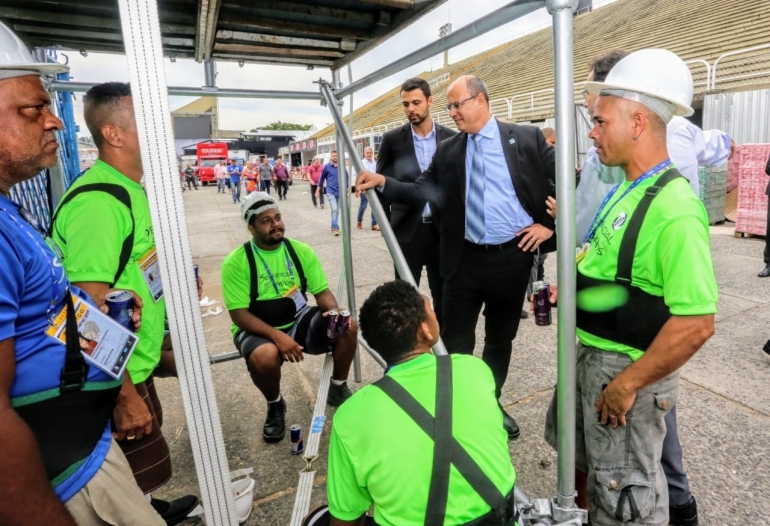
[
  {"left": 358, "top": 75, "right": 556, "bottom": 439},
  {"left": 761, "top": 152, "right": 770, "bottom": 277},
  {"left": 377, "top": 77, "right": 456, "bottom": 324}
]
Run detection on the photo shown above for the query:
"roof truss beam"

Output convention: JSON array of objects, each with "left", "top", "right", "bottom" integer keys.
[
  {"left": 217, "top": 14, "right": 369, "bottom": 41},
  {"left": 216, "top": 29, "right": 345, "bottom": 51}
]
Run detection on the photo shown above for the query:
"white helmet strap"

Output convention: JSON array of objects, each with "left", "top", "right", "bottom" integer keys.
[
  {"left": 600, "top": 89, "right": 674, "bottom": 124},
  {"left": 245, "top": 201, "right": 279, "bottom": 226}
]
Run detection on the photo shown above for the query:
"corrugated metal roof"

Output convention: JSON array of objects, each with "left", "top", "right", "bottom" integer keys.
[{"left": 0, "top": 0, "right": 447, "bottom": 69}]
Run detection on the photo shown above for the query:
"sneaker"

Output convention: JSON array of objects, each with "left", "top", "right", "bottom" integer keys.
[
  {"left": 327, "top": 381, "right": 353, "bottom": 406},
  {"left": 150, "top": 495, "right": 200, "bottom": 526},
  {"left": 669, "top": 497, "right": 698, "bottom": 526},
  {"left": 263, "top": 397, "right": 287, "bottom": 443}
]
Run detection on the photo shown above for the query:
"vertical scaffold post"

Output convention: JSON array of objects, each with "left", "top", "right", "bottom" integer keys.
[
  {"left": 331, "top": 70, "right": 362, "bottom": 382},
  {"left": 318, "top": 80, "right": 448, "bottom": 357},
  {"left": 547, "top": 0, "right": 579, "bottom": 521},
  {"left": 204, "top": 59, "right": 217, "bottom": 88}
]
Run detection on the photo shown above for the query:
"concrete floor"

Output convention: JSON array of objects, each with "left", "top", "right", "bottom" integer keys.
[{"left": 152, "top": 180, "right": 770, "bottom": 525}]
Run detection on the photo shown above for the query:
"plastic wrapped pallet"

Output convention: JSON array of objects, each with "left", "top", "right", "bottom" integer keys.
[
  {"left": 735, "top": 144, "right": 770, "bottom": 237},
  {"left": 727, "top": 146, "right": 741, "bottom": 193},
  {"left": 698, "top": 164, "right": 727, "bottom": 225}
]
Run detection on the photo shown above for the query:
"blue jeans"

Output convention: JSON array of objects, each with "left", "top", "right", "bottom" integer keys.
[
  {"left": 231, "top": 179, "right": 241, "bottom": 202},
  {"left": 357, "top": 193, "right": 377, "bottom": 226},
  {"left": 328, "top": 194, "right": 339, "bottom": 230},
  {"left": 260, "top": 180, "right": 271, "bottom": 194},
  {"left": 217, "top": 178, "right": 226, "bottom": 193}
]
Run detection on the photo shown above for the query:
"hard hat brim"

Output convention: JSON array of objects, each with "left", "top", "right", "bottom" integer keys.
[
  {"left": 585, "top": 80, "right": 694, "bottom": 117},
  {"left": 0, "top": 62, "right": 69, "bottom": 76}
]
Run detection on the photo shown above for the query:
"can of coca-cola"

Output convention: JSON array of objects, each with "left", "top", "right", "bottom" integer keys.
[
  {"left": 533, "top": 281, "right": 552, "bottom": 326},
  {"left": 326, "top": 310, "right": 339, "bottom": 339}
]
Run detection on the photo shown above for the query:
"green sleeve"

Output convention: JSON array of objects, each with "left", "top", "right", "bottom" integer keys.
[
  {"left": 327, "top": 421, "right": 372, "bottom": 521},
  {"left": 657, "top": 213, "right": 718, "bottom": 316},
  {"left": 54, "top": 195, "right": 131, "bottom": 283},
  {"left": 297, "top": 244, "right": 329, "bottom": 295},
  {"left": 221, "top": 249, "right": 252, "bottom": 311}
]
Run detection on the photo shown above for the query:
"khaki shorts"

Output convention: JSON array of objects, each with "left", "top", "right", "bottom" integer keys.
[
  {"left": 65, "top": 439, "right": 165, "bottom": 526},
  {"left": 544, "top": 344, "right": 678, "bottom": 526}
]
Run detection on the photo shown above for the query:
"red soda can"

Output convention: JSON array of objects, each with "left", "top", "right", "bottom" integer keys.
[
  {"left": 533, "top": 281, "right": 552, "bottom": 326},
  {"left": 326, "top": 310, "right": 339, "bottom": 339},
  {"left": 336, "top": 310, "right": 351, "bottom": 336}
]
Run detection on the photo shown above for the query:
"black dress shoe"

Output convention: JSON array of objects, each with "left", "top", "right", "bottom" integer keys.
[
  {"left": 150, "top": 495, "right": 200, "bottom": 526},
  {"left": 669, "top": 496, "right": 698, "bottom": 526},
  {"left": 499, "top": 403, "right": 520, "bottom": 439},
  {"left": 263, "top": 397, "right": 287, "bottom": 443},
  {"left": 759, "top": 266, "right": 770, "bottom": 278},
  {"left": 520, "top": 310, "right": 529, "bottom": 319}
]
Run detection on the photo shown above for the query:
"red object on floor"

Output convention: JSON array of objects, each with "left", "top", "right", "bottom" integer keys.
[{"left": 735, "top": 144, "right": 770, "bottom": 236}]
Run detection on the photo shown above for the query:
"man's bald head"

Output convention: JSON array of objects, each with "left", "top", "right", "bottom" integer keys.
[
  {"left": 447, "top": 75, "right": 491, "bottom": 134},
  {"left": 84, "top": 82, "right": 133, "bottom": 150},
  {"left": 542, "top": 127, "right": 556, "bottom": 147}
]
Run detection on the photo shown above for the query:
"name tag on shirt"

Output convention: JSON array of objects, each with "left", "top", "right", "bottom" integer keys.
[
  {"left": 138, "top": 248, "right": 164, "bottom": 302},
  {"left": 46, "top": 295, "right": 139, "bottom": 379},
  {"left": 283, "top": 285, "right": 307, "bottom": 317}
]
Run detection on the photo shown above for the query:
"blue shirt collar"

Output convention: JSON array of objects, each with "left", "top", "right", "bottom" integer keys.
[
  {"left": 411, "top": 120, "right": 436, "bottom": 141},
  {"left": 472, "top": 116, "right": 498, "bottom": 141}
]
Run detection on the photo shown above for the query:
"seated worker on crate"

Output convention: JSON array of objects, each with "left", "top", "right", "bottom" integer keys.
[
  {"left": 221, "top": 192, "right": 357, "bottom": 443},
  {"left": 320, "top": 280, "right": 518, "bottom": 526}
]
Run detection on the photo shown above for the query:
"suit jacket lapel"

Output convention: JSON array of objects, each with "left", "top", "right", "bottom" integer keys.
[
  {"left": 457, "top": 132, "right": 468, "bottom": 202},
  {"left": 401, "top": 124, "right": 420, "bottom": 179},
  {"left": 499, "top": 122, "right": 522, "bottom": 189}
]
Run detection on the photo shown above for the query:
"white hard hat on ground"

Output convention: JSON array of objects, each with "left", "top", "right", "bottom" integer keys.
[
  {"left": 241, "top": 191, "right": 278, "bottom": 231},
  {"left": 0, "top": 21, "right": 68, "bottom": 79},
  {"left": 584, "top": 48, "right": 694, "bottom": 122}
]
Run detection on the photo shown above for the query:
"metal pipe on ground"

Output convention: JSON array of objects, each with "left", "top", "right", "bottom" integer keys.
[
  {"left": 50, "top": 80, "right": 323, "bottom": 100},
  {"left": 318, "top": 79, "right": 448, "bottom": 357},
  {"left": 336, "top": 0, "right": 545, "bottom": 99}
]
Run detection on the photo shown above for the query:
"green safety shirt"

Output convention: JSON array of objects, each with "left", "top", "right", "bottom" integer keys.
[
  {"left": 221, "top": 238, "right": 328, "bottom": 333},
  {"left": 576, "top": 169, "right": 718, "bottom": 360},
  {"left": 327, "top": 353, "right": 516, "bottom": 525},
  {"left": 52, "top": 160, "right": 166, "bottom": 384}
]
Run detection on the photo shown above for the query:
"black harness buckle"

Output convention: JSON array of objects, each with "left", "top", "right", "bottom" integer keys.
[{"left": 60, "top": 362, "right": 88, "bottom": 393}]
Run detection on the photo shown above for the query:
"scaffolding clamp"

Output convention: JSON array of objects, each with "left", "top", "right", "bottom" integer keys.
[{"left": 300, "top": 455, "right": 319, "bottom": 474}]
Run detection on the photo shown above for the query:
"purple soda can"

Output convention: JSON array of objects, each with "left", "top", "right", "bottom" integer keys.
[
  {"left": 290, "top": 424, "right": 304, "bottom": 455},
  {"left": 194, "top": 264, "right": 199, "bottom": 282},
  {"left": 105, "top": 290, "right": 134, "bottom": 330},
  {"left": 336, "top": 310, "right": 351, "bottom": 336},
  {"left": 326, "top": 310, "right": 339, "bottom": 339},
  {"left": 533, "top": 281, "right": 552, "bottom": 326}
]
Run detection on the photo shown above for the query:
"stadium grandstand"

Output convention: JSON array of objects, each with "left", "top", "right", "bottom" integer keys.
[{"left": 302, "top": 0, "right": 770, "bottom": 163}]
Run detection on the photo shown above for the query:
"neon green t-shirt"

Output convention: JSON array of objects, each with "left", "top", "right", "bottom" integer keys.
[
  {"left": 576, "top": 169, "right": 718, "bottom": 360},
  {"left": 221, "top": 239, "right": 328, "bottom": 333},
  {"left": 327, "top": 354, "right": 516, "bottom": 526},
  {"left": 52, "top": 160, "right": 166, "bottom": 384}
]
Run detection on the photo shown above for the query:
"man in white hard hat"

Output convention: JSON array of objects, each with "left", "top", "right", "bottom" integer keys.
[
  {"left": 542, "top": 49, "right": 717, "bottom": 526},
  {"left": 0, "top": 21, "right": 164, "bottom": 525},
  {"left": 221, "top": 192, "right": 357, "bottom": 443}
]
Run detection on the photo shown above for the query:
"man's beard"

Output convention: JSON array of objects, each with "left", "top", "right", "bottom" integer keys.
[{"left": 262, "top": 230, "right": 284, "bottom": 245}]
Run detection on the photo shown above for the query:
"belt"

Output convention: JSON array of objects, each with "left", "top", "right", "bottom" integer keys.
[{"left": 464, "top": 238, "right": 519, "bottom": 251}]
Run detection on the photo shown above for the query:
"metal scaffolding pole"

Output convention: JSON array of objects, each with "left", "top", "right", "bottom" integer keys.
[
  {"left": 337, "top": 0, "right": 545, "bottom": 99},
  {"left": 547, "top": 0, "right": 581, "bottom": 523},
  {"left": 50, "top": 80, "right": 323, "bottom": 100},
  {"left": 318, "top": 79, "right": 448, "bottom": 357},
  {"left": 331, "top": 70, "right": 362, "bottom": 382}
]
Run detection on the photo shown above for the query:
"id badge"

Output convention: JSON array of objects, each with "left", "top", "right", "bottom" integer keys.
[
  {"left": 576, "top": 242, "right": 590, "bottom": 263},
  {"left": 138, "top": 248, "right": 164, "bottom": 302},
  {"left": 283, "top": 285, "right": 307, "bottom": 317}
]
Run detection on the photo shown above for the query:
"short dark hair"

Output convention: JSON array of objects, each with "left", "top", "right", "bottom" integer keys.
[
  {"left": 465, "top": 76, "right": 489, "bottom": 104},
  {"left": 589, "top": 50, "right": 629, "bottom": 82},
  {"left": 400, "top": 77, "right": 431, "bottom": 99},
  {"left": 84, "top": 82, "right": 132, "bottom": 149},
  {"left": 359, "top": 281, "right": 428, "bottom": 363}
]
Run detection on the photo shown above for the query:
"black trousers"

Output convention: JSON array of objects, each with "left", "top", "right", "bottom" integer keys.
[
  {"left": 276, "top": 179, "right": 289, "bottom": 198},
  {"left": 395, "top": 222, "right": 444, "bottom": 325},
  {"left": 441, "top": 241, "right": 532, "bottom": 399},
  {"left": 764, "top": 198, "right": 770, "bottom": 265}
]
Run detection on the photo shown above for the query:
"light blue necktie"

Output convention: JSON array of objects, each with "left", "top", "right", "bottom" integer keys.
[{"left": 466, "top": 134, "right": 486, "bottom": 243}]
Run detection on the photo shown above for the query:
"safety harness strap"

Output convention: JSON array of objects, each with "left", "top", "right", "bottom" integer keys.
[{"left": 243, "top": 238, "right": 308, "bottom": 306}]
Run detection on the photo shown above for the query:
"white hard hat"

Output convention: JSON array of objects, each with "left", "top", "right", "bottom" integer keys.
[
  {"left": 0, "top": 21, "right": 68, "bottom": 78},
  {"left": 585, "top": 48, "right": 694, "bottom": 121},
  {"left": 241, "top": 191, "right": 278, "bottom": 231}
]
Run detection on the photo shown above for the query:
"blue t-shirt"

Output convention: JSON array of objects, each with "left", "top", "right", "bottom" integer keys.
[
  {"left": 0, "top": 195, "right": 114, "bottom": 503},
  {"left": 318, "top": 163, "right": 341, "bottom": 197},
  {"left": 227, "top": 164, "right": 243, "bottom": 182}
]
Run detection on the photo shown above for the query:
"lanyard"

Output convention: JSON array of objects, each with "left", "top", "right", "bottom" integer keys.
[
  {"left": 0, "top": 203, "right": 66, "bottom": 323},
  {"left": 251, "top": 241, "right": 295, "bottom": 295},
  {"left": 584, "top": 159, "right": 672, "bottom": 244}
]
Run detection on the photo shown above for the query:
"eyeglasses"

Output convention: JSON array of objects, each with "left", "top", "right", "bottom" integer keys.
[{"left": 446, "top": 95, "right": 477, "bottom": 112}]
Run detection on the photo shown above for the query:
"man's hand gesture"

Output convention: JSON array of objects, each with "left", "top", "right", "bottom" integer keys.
[{"left": 355, "top": 170, "right": 386, "bottom": 197}]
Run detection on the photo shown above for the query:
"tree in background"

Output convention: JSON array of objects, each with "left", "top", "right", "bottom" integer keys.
[{"left": 252, "top": 121, "right": 312, "bottom": 131}]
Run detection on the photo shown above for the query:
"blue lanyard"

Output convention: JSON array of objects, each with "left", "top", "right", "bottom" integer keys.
[
  {"left": 251, "top": 241, "right": 295, "bottom": 295},
  {"left": 584, "top": 159, "right": 672, "bottom": 244},
  {"left": 0, "top": 203, "right": 66, "bottom": 322}
]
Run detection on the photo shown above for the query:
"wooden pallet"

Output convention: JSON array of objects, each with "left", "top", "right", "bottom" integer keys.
[{"left": 734, "top": 231, "right": 766, "bottom": 239}]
